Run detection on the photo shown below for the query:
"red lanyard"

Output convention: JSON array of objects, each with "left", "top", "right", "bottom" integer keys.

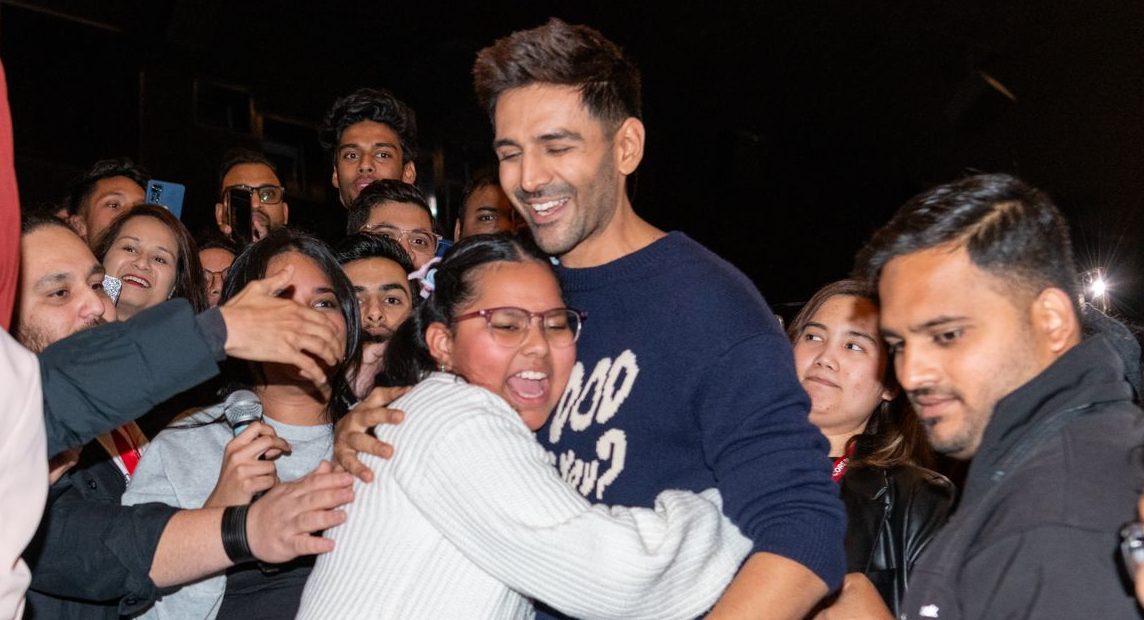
[
  {"left": 831, "top": 443, "right": 856, "bottom": 483},
  {"left": 110, "top": 426, "right": 142, "bottom": 476}
]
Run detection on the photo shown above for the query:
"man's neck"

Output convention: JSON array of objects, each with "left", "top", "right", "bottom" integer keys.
[{"left": 559, "top": 198, "right": 665, "bottom": 268}]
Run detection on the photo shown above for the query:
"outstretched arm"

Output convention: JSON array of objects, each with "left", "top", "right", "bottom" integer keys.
[
  {"left": 151, "top": 461, "right": 353, "bottom": 586},
  {"left": 40, "top": 267, "right": 346, "bottom": 457}
]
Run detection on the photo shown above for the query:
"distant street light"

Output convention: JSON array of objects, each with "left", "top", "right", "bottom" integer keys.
[{"left": 1081, "top": 268, "right": 1109, "bottom": 313}]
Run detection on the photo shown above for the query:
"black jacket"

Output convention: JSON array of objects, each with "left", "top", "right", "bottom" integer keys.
[
  {"left": 22, "top": 300, "right": 224, "bottom": 619},
  {"left": 841, "top": 462, "right": 955, "bottom": 616},
  {"left": 901, "top": 336, "right": 1144, "bottom": 620},
  {"left": 23, "top": 444, "right": 178, "bottom": 619}
]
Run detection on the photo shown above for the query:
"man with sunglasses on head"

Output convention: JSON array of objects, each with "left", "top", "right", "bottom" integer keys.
[
  {"left": 345, "top": 179, "right": 441, "bottom": 270},
  {"left": 214, "top": 148, "right": 288, "bottom": 242}
]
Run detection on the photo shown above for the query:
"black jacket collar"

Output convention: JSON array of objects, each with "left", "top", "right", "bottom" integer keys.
[{"left": 964, "top": 335, "right": 1134, "bottom": 503}]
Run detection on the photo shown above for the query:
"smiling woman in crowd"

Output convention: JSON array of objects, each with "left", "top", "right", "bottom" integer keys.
[{"left": 94, "top": 203, "right": 207, "bottom": 318}]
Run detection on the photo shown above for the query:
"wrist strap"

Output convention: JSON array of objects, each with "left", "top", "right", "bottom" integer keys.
[{"left": 221, "top": 504, "right": 255, "bottom": 564}]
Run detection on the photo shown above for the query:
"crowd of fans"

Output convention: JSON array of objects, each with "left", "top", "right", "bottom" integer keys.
[{"left": 2, "top": 16, "right": 1144, "bottom": 620}]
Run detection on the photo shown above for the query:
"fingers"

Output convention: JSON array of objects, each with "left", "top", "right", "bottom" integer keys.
[
  {"left": 345, "top": 404, "right": 405, "bottom": 431},
  {"left": 348, "top": 432, "right": 393, "bottom": 459},
  {"left": 334, "top": 447, "right": 374, "bottom": 483},
  {"left": 255, "top": 264, "right": 295, "bottom": 294},
  {"left": 361, "top": 385, "right": 411, "bottom": 409},
  {"left": 233, "top": 434, "right": 292, "bottom": 462},
  {"left": 246, "top": 466, "right": 356, "bottom": 562},
  {"left": 288, "top": 351, "right": 330, "bottom": 388},
  {"left": 362, "top": 342, "right": 387, "bottom": 364},
  {"left": 290, "top": 326, "right": 342, "bottom": 369},
  {"left": 292, "top": 536, "right": 336, "bottom": 556}
]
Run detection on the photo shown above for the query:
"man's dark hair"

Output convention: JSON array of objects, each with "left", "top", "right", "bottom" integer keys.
[
  {"left": 319, "top": 88, "right": 418, "bottom": 164},
  {"left": 216, "top": 147, "right": 278, "bottom": 192},
  {"left": 458, "top": 168, "right": 502, "bottom": 223},
  {"left": 473, "top": 18, "right": 642, "bottom": 128},
  {"left": 345, "top": 180, "right": 435, "bottom": 235},
  {"left": 334, "top": 232, "right": 420, "bottom": 299},
  {"left": 64, "top": 157, "right": 149, "bottom": 216},
  {"left": 196, "top": 227, "right": 242, "bottom": 255},
  {"left": 20, "top": 211, "right": 73, "bottom": 236},
  {"left": 334, "top": 232, "right": 416, "bottom": 274},
  {"left": 854, "top": 173, "right": 1080, "bottom": 311}
]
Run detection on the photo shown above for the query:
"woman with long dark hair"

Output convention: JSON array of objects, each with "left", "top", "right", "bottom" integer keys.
[
  {"left": 788, "top": 279, "right": 955, "bottom": 617},
  {"left": 299, "top": 233, "right": 752, "bottom": 619},
  {"left": 123, "top": 229, "right": 361, "bottom": 619}
]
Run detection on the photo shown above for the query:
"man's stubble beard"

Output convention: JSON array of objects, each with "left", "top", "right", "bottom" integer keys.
[{"left": 16, "top": 316, "right": 106, "bottom": 354}]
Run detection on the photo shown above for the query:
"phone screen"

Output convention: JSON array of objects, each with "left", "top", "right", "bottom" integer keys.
[
  {"left": 146, "top": 180, "right": 186, "bottom": 219},
  {"left": 228, "top": 187, "right": 253, "bottom": 243}
]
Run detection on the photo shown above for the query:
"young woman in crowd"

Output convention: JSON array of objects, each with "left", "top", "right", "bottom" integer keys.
[
  {"left": 298, "top": 234, "right": 752, "bottom": 619},
  {"left": 123, "top": 229, "right": 361, "bottom": 619},
  {"left": 94, "top": 203, "right": 208, "bottom": 319},
  {"left": 788, "top": 279, "right": 956, "bottom": 617}
]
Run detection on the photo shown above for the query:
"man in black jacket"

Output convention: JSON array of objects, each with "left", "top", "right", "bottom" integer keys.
[
  {"left": 855, "top": 173, "right": 1144, "bottom": 619},
  {"left": 17, "top": 215, "right": 354, "bottom": 618}
]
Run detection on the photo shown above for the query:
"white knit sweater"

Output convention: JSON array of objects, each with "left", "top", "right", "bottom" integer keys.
[{"left": 298, "top": 373, "right": 752, "bottom": 619}]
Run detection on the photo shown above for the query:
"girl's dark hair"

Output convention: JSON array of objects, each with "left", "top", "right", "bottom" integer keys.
[
  {"left": 381, "top": 233, "right": 549, "bottom": 386},
  {"left": 221, "top": 228, "right": 362, "bottom": 423},
  {"left": 94, "top": 203, "right": 208, "bottom": 313},
  {"left": 787, "top": 279, "right": 933, "bottom": 470}
]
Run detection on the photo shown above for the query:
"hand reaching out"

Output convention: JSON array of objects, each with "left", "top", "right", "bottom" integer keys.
[{"left": 333, "top": 385, "right": 409, "bottom": 482}]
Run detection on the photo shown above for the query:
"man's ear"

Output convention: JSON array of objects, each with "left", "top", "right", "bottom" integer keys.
[
  {"left": 1031, "top": 287, "right": 1081, "bottom": 357},
  {"left": 402, "top": 161, "right": 417, "bottom": 184},
  {"left": 614, "top": 117, "right": 645, "bottom": 176},
  {"left": 330, "top": 167, "right": 340, "bottom": 191},
  {"left": 425, "top": 321, "right": 453, "bottom": 371},
  {"left": 67, "top": 213, "right": 88, "bottom": 240},
  {"left": 453, "top": 219, "right": 462, "bottom": 242},
  {"left": 281, "top": 201, "right": 290, "bottom": 225}
]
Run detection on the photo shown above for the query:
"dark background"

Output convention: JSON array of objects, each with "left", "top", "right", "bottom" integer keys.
[{"left": 3, "top": 0, "right": 1142, "bottom": 324}]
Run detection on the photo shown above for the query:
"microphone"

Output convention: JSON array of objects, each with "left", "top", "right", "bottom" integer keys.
[
  {"left": 222, "top": 389, "right": 282, "bottom": 573},
  {"left": 223, "top": 389, "right": 262, "bottom": 437}
]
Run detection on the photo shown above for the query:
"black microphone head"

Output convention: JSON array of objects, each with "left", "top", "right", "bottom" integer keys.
[{"left": 223, "top": 389, "right": 262, "bottom": 430}]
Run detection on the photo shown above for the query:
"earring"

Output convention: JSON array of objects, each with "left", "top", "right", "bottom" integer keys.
[{"left": 438, "top": 363, "right": 448, "bottom": 372}]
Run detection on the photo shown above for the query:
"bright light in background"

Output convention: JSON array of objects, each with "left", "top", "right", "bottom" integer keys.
[
  {"left": 1081, "top": 267, "right": 1110, "bottom": 312},
  {"left": 1091, "top": 276, "right": 1107, "bottom": 298}
]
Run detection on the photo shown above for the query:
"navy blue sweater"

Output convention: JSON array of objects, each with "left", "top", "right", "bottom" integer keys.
[{"left": 539, "top": 232, "right": 846, "bottom": 591}]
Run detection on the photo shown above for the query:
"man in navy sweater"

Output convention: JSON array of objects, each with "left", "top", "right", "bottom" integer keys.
[
  {"left": 338, "top": 17, "right": 846, "bottom": 618},
  {"left": 471, "top": 19, "right": 844, "bottom": 617}
]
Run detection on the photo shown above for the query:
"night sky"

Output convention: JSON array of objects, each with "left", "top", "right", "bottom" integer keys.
[{"left": 4, "top": 0, "right": 1142, "bottom": 325}]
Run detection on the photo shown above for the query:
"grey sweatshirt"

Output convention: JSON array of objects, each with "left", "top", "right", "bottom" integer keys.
[{"left": 122, "top": 402, "right": 332, "bottom": 619}]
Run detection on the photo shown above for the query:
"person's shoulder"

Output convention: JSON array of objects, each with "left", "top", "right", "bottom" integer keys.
[
  {"left": 664, "top": 234, "right": 758, "bottom": 289},
  {"left": 886, "top": 464, "right": 957, "bottom": 508},
  {"left": 147, "top": 404, "right": 228, "bottom": 449},
  {"left": 391, "top": 374, "right": 518, "bottom": 431},
  {"left": 888, "top": 464, "right": 955, "bottom": 491}
]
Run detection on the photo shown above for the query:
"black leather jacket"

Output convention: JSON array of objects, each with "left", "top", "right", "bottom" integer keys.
[{"left": 840, "top": 462, "right": 956, "bottom": 616}]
